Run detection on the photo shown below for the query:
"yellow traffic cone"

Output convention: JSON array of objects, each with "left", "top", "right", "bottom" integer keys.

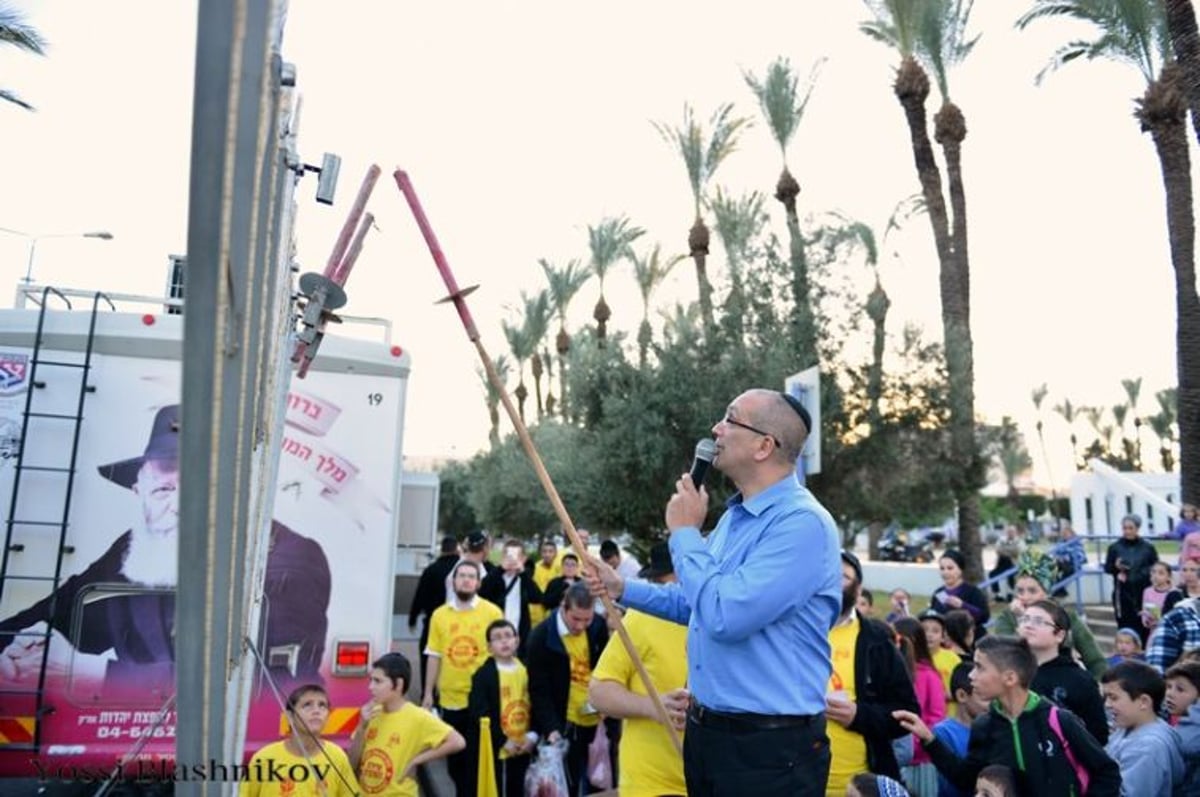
[{"left": 478, "top": 716, "right": 499, "bottom": 797}]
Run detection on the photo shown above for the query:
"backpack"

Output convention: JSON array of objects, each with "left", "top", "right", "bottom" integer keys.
[{"left": 1048, "top": 704, "right": 1090, "bottom": 795}]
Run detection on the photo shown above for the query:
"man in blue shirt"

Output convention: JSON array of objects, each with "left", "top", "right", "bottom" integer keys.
[{"left": 588, "top": 388, "right": 841, "bottom": 796}]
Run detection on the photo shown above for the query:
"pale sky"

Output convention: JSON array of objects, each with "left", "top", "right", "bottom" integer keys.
[{"left": 0, "top": 1, "right": 1185, "bottom": 489}]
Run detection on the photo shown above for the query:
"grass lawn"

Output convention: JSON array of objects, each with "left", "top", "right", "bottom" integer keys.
[{"left": 861, "top": 591, "right": 932, "bottom": 619}]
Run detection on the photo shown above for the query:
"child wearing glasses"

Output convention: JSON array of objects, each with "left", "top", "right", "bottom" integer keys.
[{"left": 1019, "top": 599, "right": 1109, "bottom": 745}]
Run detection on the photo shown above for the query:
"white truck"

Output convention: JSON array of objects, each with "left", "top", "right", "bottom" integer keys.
[{"left": 0, "top": 284, "right": 437, "bottom": 785}]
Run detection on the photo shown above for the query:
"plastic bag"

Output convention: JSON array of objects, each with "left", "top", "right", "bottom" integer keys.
[
  {"left": 526, "top": 738, "right": 570, "bottom": 797},
  {"left": 587, "top": 722, "right": 613, "bottom": 790}
]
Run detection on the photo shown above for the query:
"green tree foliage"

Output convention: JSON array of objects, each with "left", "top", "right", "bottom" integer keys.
[
  {"left": 450, "top": 189, "right": 961, "bottom": 551},
  {"left": 437, "top": 460, "right": 478, "bottom": 538}
]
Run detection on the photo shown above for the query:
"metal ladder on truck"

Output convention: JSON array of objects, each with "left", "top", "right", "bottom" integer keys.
[{"left": 0, "top": 288, "right": 113, "bottom": 752}]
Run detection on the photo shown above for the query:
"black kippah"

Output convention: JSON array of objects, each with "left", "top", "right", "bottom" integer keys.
[{"left": 779, "top": 392, "right": 812, "bottom": 434}]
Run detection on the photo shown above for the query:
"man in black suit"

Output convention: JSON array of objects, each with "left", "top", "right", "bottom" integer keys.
[
  {"left": 479, "top": 539, "right": 542, "bottom": 658},
  {"left": 408, "top": 534, "right": 460, "bottom": 693}
]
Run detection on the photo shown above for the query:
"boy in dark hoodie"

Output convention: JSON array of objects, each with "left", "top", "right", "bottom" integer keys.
[
  {"left": 893, "top": 634, "right": 1121, "bottom": 797},
  {"left": 1021, "top": 599, "right": 1109, "bottom": 744}
]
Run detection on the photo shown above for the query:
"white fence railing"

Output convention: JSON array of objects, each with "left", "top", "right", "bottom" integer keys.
[{"left": 1070, "top": 459, "right": 1182, "bottom": 537}]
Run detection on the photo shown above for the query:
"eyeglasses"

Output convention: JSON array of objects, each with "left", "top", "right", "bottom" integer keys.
[
  {"left": 1017, "top": 615, "right": 1060, "bottom": 630},
  {"left": 721, "top": 414, "right": 781, "bottom": 448}
]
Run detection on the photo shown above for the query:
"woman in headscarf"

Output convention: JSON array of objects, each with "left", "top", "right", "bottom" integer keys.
[
  {"left": 930, "top": 549, "right": 990, "bottom": 636},
  {"left": 990, "top": 549, "right": 1106, "bottom": 678}
]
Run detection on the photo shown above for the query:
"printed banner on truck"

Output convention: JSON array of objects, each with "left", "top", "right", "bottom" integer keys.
[{"left": 0, "top": 348, "right": 405, "bottom": 774}]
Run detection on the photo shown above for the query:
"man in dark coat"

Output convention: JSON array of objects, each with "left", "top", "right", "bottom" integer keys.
[
  {"left": 408, "top": 534, "right": 460, "bottom": 692},
  {"left": 0, "top": 404, "right": 330, "bottom": 698},
  {"left": 526, "top": 581, "right": 609, "bottom": 795},
  {"left": 479, "top": 538, "right": 543, "bottom": 658},
  {"left": 825, "top": 550, "right": 920, "bottom": 789}
]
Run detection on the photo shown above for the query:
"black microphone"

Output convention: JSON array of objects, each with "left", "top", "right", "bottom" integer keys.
[{"left": 690, "top": 438, "right": 717, "bottom": 488}]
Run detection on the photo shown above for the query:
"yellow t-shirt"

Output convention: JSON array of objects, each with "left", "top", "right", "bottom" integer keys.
[
  {"left": 497, "top": 660, "right": 532, "bottom": 759},
  {"left": 933, "top": 647, "right": 961, "bottom": 713},
  {"left": 531, "top": 560, "right": 560, "bottom": 625},
  {"left": 591, "top": 610, "right": 688, "bottom": 797},
  {"left": 356, "top": 702, "right": 453, "bottom": 797},
  {"left": 426, "top": 598, "right": 504, "bottom": 709},
  {"left": 239, "top": 740, "right": 359, "bottom": 797},
  {"left": 563, "top": 629, "right": 599, "bottom": 727},
  {"left": 827, "top": 614, "right": 867, "bottom": 796}
]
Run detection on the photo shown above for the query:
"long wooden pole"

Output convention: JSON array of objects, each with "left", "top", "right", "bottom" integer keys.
[{"left": 394, "top": 168, "right": 683, "bottom": 754}]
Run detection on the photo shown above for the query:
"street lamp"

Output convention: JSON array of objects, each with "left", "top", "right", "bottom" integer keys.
[{"left": 0, "top": 227, "right": 115, "bottom": 283}]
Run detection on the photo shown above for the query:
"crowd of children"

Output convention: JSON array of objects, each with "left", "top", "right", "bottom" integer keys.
[{"left": 854, "top": 542, "right": 1200, "bottom": 797}]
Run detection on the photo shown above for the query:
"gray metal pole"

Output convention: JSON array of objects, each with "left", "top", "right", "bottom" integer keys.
[{"left": 178, "top": 1, "right": 289, "bottom": 793}]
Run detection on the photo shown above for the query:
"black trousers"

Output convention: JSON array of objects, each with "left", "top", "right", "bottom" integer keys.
[
  {"left": 684, "top": 712, "right": 830, "bottom": 797},
  {"left": 442, "top": 707, "right": 474, "bottom": 796},
  {"left": 495, "top": 753, "right": 530, "bottom": 797},
  {"left": 563, "top": 722, "right": 600, "bottom": 796}
]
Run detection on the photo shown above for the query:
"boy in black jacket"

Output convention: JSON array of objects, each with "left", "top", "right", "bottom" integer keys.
[
  {"left": 469, "top": 620, "right": 536, "bottom": 797},
  {"left": 894, "top": 634, "right": 1121, "bottom": 797}
]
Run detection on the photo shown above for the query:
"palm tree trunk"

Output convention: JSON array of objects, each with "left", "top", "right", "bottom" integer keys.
[
  {"left": 1165, "top": 0, "right": 1200, "bottom": 145},
  {"left": 777, "top": 168, "right": 817, "bottom": 367},
  {"left": 488, "top": 401, "right": 500, "bottom": 447},
  {"left": 894, "top": 57, "right": 955, "bottom": 272},
  {"left": 935, "top": 99, "right": 983, "bottom": 581},
  {"left": 556, "top": 327, "right": 570, "bottom": 419},
  {"left": 1142, "top": 65, "right": 1200, "bottom": 503},
  {"left": 894, "top": 56, "right": 982, "bottom": 579},
  {"left": 532, "top": 353, "right": 545, "bottom": 420},
  {"left": 689, "top": 216, "right": 715, "bottom": 333},
  {"left": 866, "top": 279, "right": 889, "bottom": 432}
]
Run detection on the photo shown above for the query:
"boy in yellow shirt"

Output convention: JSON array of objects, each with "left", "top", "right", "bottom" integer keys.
[
  {"left": 350, "top": 653, "right": 464, "bottom": 797},
  {"left": 240, "top": 683, "right": 359, "bottom": 797},
  {"left": 470, "top": 619, "right": 537, "bottom": 797}
]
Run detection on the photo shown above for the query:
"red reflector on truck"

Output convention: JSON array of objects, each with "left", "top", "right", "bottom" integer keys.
[{"left": 334, "top": 640, "right": 370, "bottom": 676}]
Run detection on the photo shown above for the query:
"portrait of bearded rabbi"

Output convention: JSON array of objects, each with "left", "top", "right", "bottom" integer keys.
[{"left": 0, "top": 404, "right": 331, "bottom": 696}]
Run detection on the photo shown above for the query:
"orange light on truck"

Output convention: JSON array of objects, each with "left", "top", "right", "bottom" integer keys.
[{"left": 333, "top": 640, "right": 370, "bottom": 676}]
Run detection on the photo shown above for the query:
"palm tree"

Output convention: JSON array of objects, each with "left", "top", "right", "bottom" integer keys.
[
  {"left": 502, "top": 298, "right": 540, "bottom": 424},
  {"left": 744, "top": 57, "right": 824, "bottom": 365},
  {"left": 539, "top": 258, "right": 590, "bottom": 419},
  {"left": 1122, "top": 376, "right": 1144, "bottom": 466},
  {"left": 653, "top": 103, "right": 749, "bottom": 335},
  {"left": 630, "top": 243, "right": 684, "bottom": 367},
  {"left": 586, "top": 216, "right": 644, "bottom": 345},
  {"left": 862, "top": 0, "right": 984, "bottom": 579},
  {"left": 479, "top": 355, "right": 511, "bottom": 447},
  {"left": 1055, "top": 397, "right": 1081, "bottom": 468},
  {"left": 1019, "top": 0, "right": 1200, "bottom": 502},
  {"left": 521, "top": 290, "right": 552, "bottom": 420},
  {"left": 1030, "top": 383, "right": 1058, "bottom": 496},
  {"left": 0, "top": 7, "right": 46, "bottom": 111},
  {"left": 709, "top": 187, "right": 767, "bottom": 348}
]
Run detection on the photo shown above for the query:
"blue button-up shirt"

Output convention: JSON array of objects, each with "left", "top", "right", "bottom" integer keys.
[{"left": 621, "top": 474, "right": 841, "bottom": 715}]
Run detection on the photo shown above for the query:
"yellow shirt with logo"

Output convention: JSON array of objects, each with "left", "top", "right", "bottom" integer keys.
[
  {"left": 827, "top": 614, "right": 867, "bottom": 796},
  {"left": 356, "top": 703, "right": 452, "bottom": 797},
  {"left": 426, "top": 598, "right": 504, "bottom": 709},
  {"left": 239, "top": 740, "right": 359, "bottom": 797},
  {"left": 592, "top": 609, "right": 688, "bottom": 797},
  {"left": 563, "top": 629, "right": 599, "bottom": 727},
  {"left": 497, "top": 660, "right": 532, "bottom": 759}
]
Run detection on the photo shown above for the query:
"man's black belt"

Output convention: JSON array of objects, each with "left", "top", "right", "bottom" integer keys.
[{"left": 687, "top": 700, "right": 820, "bottom": 732}]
